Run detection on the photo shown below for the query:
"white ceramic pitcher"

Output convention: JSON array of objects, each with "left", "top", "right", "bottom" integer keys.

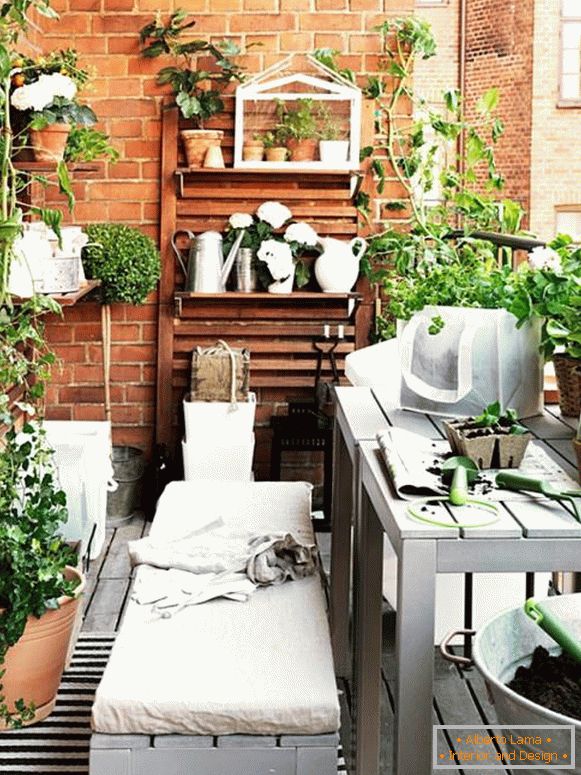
[{"left": 314, "top": 236, "right": 367, "bottom": 293}]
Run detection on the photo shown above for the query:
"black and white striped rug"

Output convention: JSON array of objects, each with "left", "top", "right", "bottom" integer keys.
[{"left": 0, "top": 632, "right": 347, "bottom": 773}]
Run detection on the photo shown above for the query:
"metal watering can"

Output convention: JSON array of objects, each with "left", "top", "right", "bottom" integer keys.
[{"left": 171, "top": 229, "right": 245, "bottom": 293}]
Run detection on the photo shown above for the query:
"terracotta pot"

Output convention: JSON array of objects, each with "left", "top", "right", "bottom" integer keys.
[
  {"left": 29, "top": 124, "right": 71, "bottom": 162},
  {"left": 265, "top": 147, "right": 287, "bottom": 162},
  {"left": 243, "top": 142, "right": 264, "bottom": 162},
  {"left": 181, "top": 129, "right": 224, "bottom": 168},
  {"left": 553, "top": 353, "right": 581, "bottom": 417},
  {"left": 0, "top": 566, "right": 84, "bottom": 728},
  {"left": 286, "top": 137, "right": 318, "bottom": 162}
]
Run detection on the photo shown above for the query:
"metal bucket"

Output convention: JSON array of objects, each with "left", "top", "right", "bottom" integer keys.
[
  {"left": 106, "top": 446, "right": 145, "bottom": 524},
  {"left": 448, "top": 594, "right": 581, "bottom": 773}
]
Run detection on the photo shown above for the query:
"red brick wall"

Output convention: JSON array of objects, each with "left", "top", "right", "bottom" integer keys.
[
  {"left": 39, "top": 2, "right": 413, "bottom": 472},
  {"left": 463, "top": 0, "right": 535, "bottom": 217}
]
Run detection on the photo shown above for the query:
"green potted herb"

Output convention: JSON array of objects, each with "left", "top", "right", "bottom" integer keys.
[
  {"left": 260, "top": 129, "right": 288, "bottom": 163},
  {"left": 139, "top": 9, "right": 244, "bottom": 167},
  {"left": 275, "top": 98, "right": 319, "bottom": 162},
  {"left": 444, "top": 402, "right": 532, "bottom": 469},
  {"left": 82, "top": 224, "right": 160, "bottom": 520},
  {"left": 243, "top": 134, "right": 264, "bottom": 163},
  {"left": 64, "top": 126, "right": 119, "bottom": 164},
  {"left": 317, "top": 103, "right": 348, "bottom": 165}
]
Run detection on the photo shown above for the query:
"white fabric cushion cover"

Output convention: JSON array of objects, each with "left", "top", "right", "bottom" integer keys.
[{"left": 91, "top": 481, "right": 340, "bottom": 736}]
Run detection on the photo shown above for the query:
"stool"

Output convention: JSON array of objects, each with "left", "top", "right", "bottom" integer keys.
[{"left": 270, "top": 336, "right": 340, "bottom": 530}]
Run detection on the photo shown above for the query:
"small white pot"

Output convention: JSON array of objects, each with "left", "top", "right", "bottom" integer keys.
[
  {"left": 319, "top": 140, "right": 349, "bottom": 165},
  {"left": 268, "top": 266, "right": 295, "bottom": 294}
]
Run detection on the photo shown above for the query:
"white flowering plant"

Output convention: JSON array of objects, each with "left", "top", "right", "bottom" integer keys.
[
  {"left": 12, "top": 73, "right": 96, "bottom": 129},
  {"left": 223, "top": 201, "right": 317, "bottom": 288}
]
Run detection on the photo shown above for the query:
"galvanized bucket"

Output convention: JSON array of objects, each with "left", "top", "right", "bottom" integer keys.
[
  {"left": 442, "top": 594, "right": 581, "bottom": 774},
  {"left": 106, "top": 446, "right": 145, "bottom": 524}
]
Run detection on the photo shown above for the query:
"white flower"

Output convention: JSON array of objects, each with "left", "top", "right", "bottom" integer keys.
[
  {"left": 257, "top": 201, "right": 292, "bottom": 229},
  {"left": 228, "top": 212, "right": 253, "bottom": 230},
  {"left": 10, "top": 73, "right": 77, "bottom": 113},
  {"left": 528, "top": 246, "right": 562, "bottom": 272},
  {"left": 257, "top": 239, "right": 294, "bottom": 280},
  {"left": 284, "top": 222, "right": 318, "bottom": 247},
  {"left": 39, "top": 73, "right": 77, "bottom": 100}
]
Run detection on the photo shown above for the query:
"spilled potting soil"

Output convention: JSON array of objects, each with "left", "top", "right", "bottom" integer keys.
[{"left": 508, "top": 646, "right": 581, "bottom": 722}]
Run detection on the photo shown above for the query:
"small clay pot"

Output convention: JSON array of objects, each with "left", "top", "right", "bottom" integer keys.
[
  {"left": 265, "top": 147, "right": 287, "bottom": 162},
  {"left": 30, "top": 124, "right": 71, "bottom": 162},
  {"left": 181, "top": 129, "right": 224, "bottom": 168},
  {"left": 243, "top": 141, "right": 264, "bottom": 162},
  {"left": 286, "top": 137, "right": 318, "bottom": 162}
]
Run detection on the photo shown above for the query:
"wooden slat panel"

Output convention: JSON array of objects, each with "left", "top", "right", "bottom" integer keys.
[{"left": 177, "top": 201, "right": 358, "bottom": 218}]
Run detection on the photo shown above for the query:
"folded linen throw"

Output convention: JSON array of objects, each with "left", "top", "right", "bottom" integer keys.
[{"left": 127, "top": 517, "right": 318, "bottom": 616}]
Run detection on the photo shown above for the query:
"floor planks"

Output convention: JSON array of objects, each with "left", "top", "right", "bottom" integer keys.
[{"left": 82, "top": 520, "right": 510, "bottom": 775}]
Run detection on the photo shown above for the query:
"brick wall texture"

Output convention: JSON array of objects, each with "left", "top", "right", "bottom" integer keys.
[
  {"left": 38, "top": 1, "right": 413, "bottom": 486},
  {"left": 463, "top": 0, "right": 535, "bottom": 218}
]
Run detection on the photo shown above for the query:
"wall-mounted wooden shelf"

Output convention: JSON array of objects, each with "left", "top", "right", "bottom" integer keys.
[
  {"left": 173, "top": 291, "right": 361, "bottom": 317},
  {"left": 13, "top": 161, "right": 100, "bottom": 174},
  {"left": 50, "top": 279, "right": 101, "bottom": 306}
]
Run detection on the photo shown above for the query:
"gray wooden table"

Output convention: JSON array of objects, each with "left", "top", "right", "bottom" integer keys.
[{"left": 329, "top": 387, "right": 579, "bottom": 775}]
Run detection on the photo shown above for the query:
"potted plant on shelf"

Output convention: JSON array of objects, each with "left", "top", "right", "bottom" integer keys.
[
  {"left": 139, "top": 9, "right": 244, "bottom": 168},
  {"left": 317, "top": 104, "right": 349, "bottom": 165},
  {"left": 81, "top": 224, "right": 160, "bottom": 521},
  {"left": 261, "top": 129, "right": 288, "bottom": 162},
  {"left": 11, "top": 49, "right": 98, "bottom": 162},
  {"left": 275, "top": 98, "right": 319, "bottom": 162},
  {"left": 243, "top": 134, "right": 264, "bottom": 163}
]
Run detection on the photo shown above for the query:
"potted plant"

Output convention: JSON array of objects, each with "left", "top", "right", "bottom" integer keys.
[
  {"left": 276, "top": 98, "right": 319, "bottom": 162},
  {"left": 139, "top": 10, "right": 244, "bottom": 168},
  {"left": 443, "top": 401, "right": 532, "bottom": 469},
  {"left": 81, "top": 224, "right": 160, "bottom": 521},
  {"left": 64, "top": 126, "right": 119, "bottom": 163},
  {"left": 317, "top": 104, "right": 349, "bottom": 165},
  {"left": 261, "top": 129, "right": 288, "bottom": 162},
  {"left": 11, "top": 49, "right": 98, "bottom": 162},
  {"left": 243, "top": 134, "right": 264, "bottom": 163}
]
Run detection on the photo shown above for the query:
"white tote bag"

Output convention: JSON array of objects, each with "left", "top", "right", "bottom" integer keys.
[{"left": 398, "top": 306, "right": 543, "bottom": 418}]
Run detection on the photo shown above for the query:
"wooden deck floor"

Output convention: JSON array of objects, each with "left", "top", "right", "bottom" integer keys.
[{"left": 82, "top": 519, "right": 508, "bottom": 775}]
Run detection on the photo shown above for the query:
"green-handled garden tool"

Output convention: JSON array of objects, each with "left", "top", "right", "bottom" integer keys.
[
  {"left": 524, "top": 598, "right": 581, "bottom": 663},
  {"left": 496, "top": 471, "right": 581, "bottom": 522}
]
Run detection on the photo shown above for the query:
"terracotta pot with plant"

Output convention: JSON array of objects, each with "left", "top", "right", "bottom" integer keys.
[
  {"left": 261, "top": 129, "right": 287, "bottom": 162},
  {"left": 276, "top": 98, "right": 319, "bottom": 162},
  {"left": 140, "top": 11, "right": 245, "bottom": 168},
  {"left": 243, "top": 135, "right": 264, "bottom": 162},
  {"left": 317, "top": 104, "right": 349, "bottom": 165}
]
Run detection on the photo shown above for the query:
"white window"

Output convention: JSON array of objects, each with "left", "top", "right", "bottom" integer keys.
[
  {"left": 561, "top": 1, "right": 581, "bottom": 102},
  {"left": 556, "top": 209, "right": 581, "bottom": 242}
]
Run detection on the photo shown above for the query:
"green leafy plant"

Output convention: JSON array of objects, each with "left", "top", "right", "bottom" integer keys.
[
  {"left": 256, "top": 129, "right": 286, "bottom": 149},
  {"left": 473, "top": 401, "right": 528, "bottom": 436},
  {"left": 275, "top": 98, "right": 318, "bottom": 142},
  {"left": 139, "top": 9, "right": 244, "bottom": 125},
  {"left": 317, "top": 104, "right": 344, "bottom": 142},
  {"left": 64, "top": 126, "right": 119, "bottom": 163}
]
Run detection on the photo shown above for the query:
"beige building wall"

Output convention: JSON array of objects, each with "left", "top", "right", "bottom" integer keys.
[
  {"left": 530, "top": 0, "right": 581, "bottom": 241},
  {"left": 414, "top": 0, "right": 460, "bottom": 104}
]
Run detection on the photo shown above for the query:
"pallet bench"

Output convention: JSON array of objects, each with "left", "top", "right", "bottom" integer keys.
[{"left": 90, "top": 481, "right": 340, "bottom": 775}]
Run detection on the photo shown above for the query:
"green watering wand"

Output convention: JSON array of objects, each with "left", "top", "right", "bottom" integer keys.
[
  {"left": 524, "top": 599, "right": 581, "bottom": 663},
  {"left": 496, "top": 472, "right": 581, "bottom": 522}
]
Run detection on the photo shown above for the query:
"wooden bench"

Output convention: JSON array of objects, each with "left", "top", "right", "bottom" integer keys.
[{"left": 90, "top": 481, "right": 340, "bottom": 775}]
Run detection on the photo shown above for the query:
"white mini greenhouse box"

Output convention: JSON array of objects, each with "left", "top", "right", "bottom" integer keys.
[{"left": 234, "top": 54, "right": 362, "bottom": 171}]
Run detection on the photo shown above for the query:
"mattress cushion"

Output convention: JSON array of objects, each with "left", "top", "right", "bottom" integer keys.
[{"left": 91, "top": 481, "right": 340, "bottom": 736}]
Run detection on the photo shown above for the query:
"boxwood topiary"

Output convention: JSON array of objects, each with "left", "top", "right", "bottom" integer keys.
[{"left": 82, "top": 224, "right": 160, "bottom": 305}]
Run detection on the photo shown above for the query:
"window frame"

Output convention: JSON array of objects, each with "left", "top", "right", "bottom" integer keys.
[
  {"left": 558, "top": 1, "right": 581, "bottom": 107},
  {"left": 555, "top": 205, "right": 581, "bottom": 242}
]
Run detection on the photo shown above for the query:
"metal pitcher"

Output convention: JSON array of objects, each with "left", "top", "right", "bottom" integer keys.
[{"left": 171, "top": 229, "right": 245, "bottom": 293}]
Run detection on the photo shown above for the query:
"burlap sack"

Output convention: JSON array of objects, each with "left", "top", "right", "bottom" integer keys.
[{"left": 190, "top": 340, "right": 250, "bottom": 403}]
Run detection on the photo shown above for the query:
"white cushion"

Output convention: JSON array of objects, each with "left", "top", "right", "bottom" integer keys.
[{"left": 91, "top": 481, "right": 340, "bottom": 736}]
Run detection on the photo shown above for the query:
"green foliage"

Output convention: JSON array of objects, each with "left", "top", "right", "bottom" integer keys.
[
  {"left": 312, "top": 48, "right": 356, "bottom": 83},
  {"left": 18, "top": 47, "right": 91, "bottom": 88},
  {"left": 255, "top": 128, "right": 286, "bottom": 149},
  {"left": 0, "top": 421, "right": 77, "bottom": 728},
  {"left": 275, "top": 98, "right": 318, "bottom": 142},
  {"left": 316, "top": 103, "right": 344, "bottom": 141},
  {"left": 473, "top": 401, "right": 528, "bottom": 435},
  {"left": 223, "top": 216, "right": 273, "bottom": 255},
  {"left": 28, "top": 96, "right": 96, "bottom": 129},
  {"left": 139, "top": 9, "right": 244, "bottom": 126},
  {"left": 83, "top": 223, "right": 160, "bottom": 305},
  {"left": 64, "top": 126, "right": 119, "bottom": 163}
]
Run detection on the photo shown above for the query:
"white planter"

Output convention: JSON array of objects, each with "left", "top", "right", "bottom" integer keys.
[
  {"left": 319, "top": 140, "right": 349, "bottom": 165},
  {"left": 268, "top": 266, "right": 295, "bottom": 294},
  {"left": 182, "top": 435, "right": 255, "bottom": 481},
  {"left": 183, "top": 392, "right": 256, "bottom": 443}
]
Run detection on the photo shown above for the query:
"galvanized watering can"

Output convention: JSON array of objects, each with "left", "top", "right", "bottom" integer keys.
[{"left": 171, "top": 229, "right": 244, "bottom": 293}]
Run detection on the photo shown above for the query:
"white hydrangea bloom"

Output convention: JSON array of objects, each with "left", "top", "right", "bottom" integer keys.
[
  {"left": 228, "top": 212, "right": 253, "bottom": 229},
  {"left": 38, "top": 73, "right": 77, "bottom": 100},
  {"left": 528, "top": 246, "right": 562, "bottom": 272},
  {"left": 284, "top": 222, "right": 318, "bottom": 246},
  {"left": 257, "top": 239, "right": 294, "bottom": 280},
  {"left": 257, "top": 201, "right": 292, "bottom": 229}
]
